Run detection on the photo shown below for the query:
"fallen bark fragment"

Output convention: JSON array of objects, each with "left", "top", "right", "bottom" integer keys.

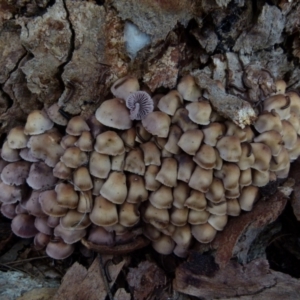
[
  {"left": 174, "top": 255, "right": 300, "bottom": 299},
  {"left": 53, "top": 256, "right": 126, "bottom": 300},
  {"left": 192, "top": 71, "right": 257, "bottom": 128},
  {"left": 127, "top": 260, "right": 166, "bottom": 300}
]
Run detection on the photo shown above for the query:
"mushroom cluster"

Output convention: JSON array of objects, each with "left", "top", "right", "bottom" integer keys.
[{"left": 0, "top": 75, "right": 300, "bottom": 259}]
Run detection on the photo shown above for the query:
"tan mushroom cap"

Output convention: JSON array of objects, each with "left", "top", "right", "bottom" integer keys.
[
  {"left": 172, "top": 224, "right": 192, "bottom": 248},
  {"left": 110, "top": 76, "right": 140, "bottom": 99},
  {"left": 53, "top": 161, "right": 72, "bottom": 180},
  {"left": 46, "top": 239, "right": 75, "bottom": 259},
  {"left": 253, "top": 110, "right": 282, "bottom": 133},
  {"left": 60, "top": 210, "right": 91, "bottom": 230},
  {"left": 19, "top": 148, "right": 39, "bottom": 162},
  {"left": 155, "top": 158, "right": 178, "bottom": 187},
  {"left": 252, "top": 169, "right": 270, "bottom": 187},
  {"left": 120, "top": 128, "right": 136, "bottom": 151},
  {"left": 55, "top": 183, "right": 78, "bottom": 209},
  {"left": 124, "top": 148, "right": 145, "bottom": 175},
  {"left": 214, "top": 163, "right": 240, "bottom": 190},
  {"left": 208, "top": 214, "right": 228, "bottom": 231},
  {"left": 237, "top": 143, "right": 255, "bottom": 170},
  {"left": 288, "top": 136, "right": 300, "bottom": 161},
  {"left": 66, "top": 116, "right": 90, "bottom": 136},
  {"left": 177, "top": 129, "right": 203, "bottom": 155},
  {"left": 172, "top": 181, "right": 190, "bottom": 209},
  {"left": 188, "top": 166, "right": 213, "bottom": 193},
  {"left": 191, "top": 223, "right": 217, "bottom": 243},
  {"left": 177, "top": 75, "right": 201, "bottom": 101},
  {"left": 287, "top": 112, "right": 300, "bottom": 133},
  {"left": 184, "top": 189, "right": 207, "bottom": 211},
  {"left": 1, "top": 161, "right": 30, "bottom": 186},
  {"left": 143, "top": 223, "right": 161, "bottom": 241},
  {"left": 7, "top": 126, "right": 29, "bottom": 149},
  {"left": 160, "top": 223, "right": 176, "bottom": 236},
  {"left": 92, "top": 177, "right": 105, "bottom": 196},
  {"left": 239, "top": 185, "right": 259, "bottom": 211},
  {"left": 188, "top": 209, "right": 210, "bottom": 225},
  {"left": 250, "top": 143, "right": 272, "bottom": 171},
  {"left": 73, "top": 167, "right": 93, "bottom": 191},
  {"left": 60, "top": 147, "right": 89, "bottom": 168},
  {"left": 281, "top": 120, "right": 297, "bottom": 150},
  {"left": 149, "top": 185, "right": 173, "bottom": 209},
  {"left": 224, "top": 121, "right": 248, "bottom": 142},
  {"left": 94, "top": 131, "right": 125, "bottom": 156},
  {"left": 287, "top": 91, "right": 300, "bottom": 116},
  {"left": 239, "top": 168, "right": 252, "bottom": 187},
  {"left": 95, "top": 98, "right": 132, "bottom": 130},
  {"left": 135, "top": 122, "right": 152, "bottom": 143},
  {"left": 226, "top": 198, "right": 241, "bottom": 216},
  {"left": 206, "top": 200, "right": 227, "bottom": 215},
  {"left": 170, "top": 207, "right": 189, "bottom": 226},
  {"left": 111, "top": 152, "right": 125, "bottom": 172},
  {"left": 186, "top": 100, "right": 212, "bottom": 125},
  {"left": 164, "top": 125, "right": 183, "bottom": 155},
  {"left": 27, "top": 130, "right": 64, "bottom": 167},
  {"left": 152, "top": 234, "right": 175, "bottom": 255},
  {"left": 205, "top": 178, "right": 225, "bottom": 203},
  {"left": 140, "top": 141, "right": 161, "bottom": 166},
  {"left": 90, "top": 196, "right": 118, "bottom": 227},
  {"left": 46, "top": 103, "right": 68, "bottom": 126},
  {"left": 269, "top": 147, "right": 290, "bottom": 172},
  {"left": 144, "top": 165, "right": 161, "bottom": 191},
  {"left": 193, "top": 144, "right": 216, "bottom": 169},
  {"left": 275, "top": 79, "right": 286, "bottom": 94},
  {"left": 263, "top": 94, "right": 291, "bottom": 120},
  {"left": 75, "top": 131, "right": 93, "bottom": 152},
  {"left": 126, "top": 174, "right": 148, "bottom": 204},
  {"left": 100, "top": 171, "right": 127, "bottom": 204},
  {"left": 119, "top": 202, "right": 140, "bottom": 227},
  {"left": 157, "top": 90, "right": 183, "bottom": 116},
  {"left": 176, "top": 154, "right": 195, "bottom": 183},
  {"left": 216, "top": 136, "right": 242, "bottom": 162},
  {"left": 1, "top": 141, "right": 20, "bottom": 162},
  {"left": 202, "top": 123, "right": 226, "bottom": 147},
  {"left": 143, "top": 203, "right": 169, "bottom": 230},
  {"left": 77, "top": 190, "right": 93, "bottom": 213},
  {"left": 142, "top": 111, "right": 171, "bottom": 138},
  {"left": 89, "top": 151, "right": 111, "bottom": 179},
  {"left": 172, "top": 108, "right": 198, "bottom": 132},
  {"left": 225, "top": 184, "right": 240, "bottom": 198},
  {"left": 60, "top": 135, "right": 78, "bottom": 150},
  {"left": 39, "top": 190, "right": 68, "bottom": 217},
  {"left": 24, "top": 110, "right": 54, "bottom": 135}
]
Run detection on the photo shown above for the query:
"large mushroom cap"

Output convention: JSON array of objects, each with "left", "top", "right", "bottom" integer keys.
[
  {"left": 95, "top": 98, "right": 132, "bottom": 129},
  {"left": 24, "top": 110, "right": 54, "bottom": 135}
]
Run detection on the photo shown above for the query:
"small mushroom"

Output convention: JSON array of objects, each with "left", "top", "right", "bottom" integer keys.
[
  {"left": 60, "top": 147, "right": 89, "bottom": 168},
  {"left": 186, "top": 100, "right": 212, "bottom": 125},
  {"left": 157, "top": 90, "right": 183, "bottom": 116},
  {"left": 89, "top": 151, "right": 111, "bottom": 179},
  {"left": 24, "top": 110, "right": 54, "bottom": 135},
  {"left": 94, "top": 131, "right": 125, "bottom": 156},
  {"left": 188, "top": 166, "right": 213, "bottom": 193},
  {"left": 55, "top": 183, "right": 79, "bottom": 209},
  {"left": 66, "top": 116, "right": 90, "bottom": 136},
  {"left": 7, "top": 126, "right": 29, "bottom": 149},
  {"left": 191, "top": 223, "right": 217, "bottom": 243},
  {"left": 12, "top": 214, "right": 38, "bottom": 238},
  {"left": 177, "top": 75, "right": 201, "bottom": 101},
  {"left": 177, "top": 129, "right": 203, "bottom": 155},
  {"left": 73, "top": 167, "right": 93, "bottom": 191},
  {"left": 155, "top": 158, "right": 178, "bottom": 187},
  {"left": 126, "top": 91, "right": 154, "bottom": 120},
  {"left": 142, "top": 111, "right": 171, "bottom": 138},
  {"left": 111, "top": 76, "right": 140, "bottom": 99}
]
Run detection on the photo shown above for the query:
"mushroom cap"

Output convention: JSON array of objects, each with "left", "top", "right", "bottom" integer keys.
[
  {"left": 140, "top": 141, "right": 161, "bottom": 166},
  {"left": 155, "top": 158, "right": 178, "bottom": 187},
  {"left": 126, "top": 174, "right": 148, "bottom": 204},
  {"left": 172, "top": 181, "right": 190, "bottom": 209},
  {"left": 39, "top": 190, "right": 68, "bottom": 217},
  {"left": 34, "top": 232, "right": 51, "bottom": 250},
  {"left": 142, "top": 111, "right": 171, "bottom": 138},
  {"left": 94, "top": 131, "right": 125, "bottom": 156},
  {"left": 46, "top": 239, "right": 75, "bottom": 259},
  {"left": 172, "top": 224, "right": 192, "bottom": 247},
  {"left": 157, "top": 90, "right": 183, "bottom": 116},
  {"left": 172, "top": 108, "right": 198, "bottom": 132},
  {"left": 55, "top": 183, "right": 79, "bottom": 209},
  {"left": 25, "top": 191, "right": 45, "bottom": 217},
  {"left": 53, "top": 161, "right": 72, "bottom": 180},
  {"left": 226, "top": 198, "right": 241, "bottom": 216},
  {"left": 216, "top": 136, "right": 242, "bottom": 162},
  {"left": 253, "top": 110, "right": 282, "bottom": 133},
  {"left": 202, "top": 122, "right": 226, "bottom": 147},
  {"left": 170, "top": 207, "right": 189, "bottom": 227},
  {"left": 60, "top": 210, "right": 91, "bottom": 230},
  {"left": 152, "top": 234, "right": 175, "bottom": 255},
  {"left": 188, "top": 166, "right": 213, "bottom": 193},
  {"left": 26, "top": 162, "right": 58, "bottom": 190},
  {"left": 34, "top": 217, "right": 53, "bottom": 235},
  {"left": 239, "top": 185, "right": 259, "bottom": 211},
  {"left": 0, "top": 182, "right": 23, "bottom": 204},
  {"left": 111, "top": 76, "right": 140, "bottom": 99},
  {"left": 87, "top": 226, "right": 115, "bottom": 246},
  {"left": 207, "top": 214, "right": 228, "bottom": 231},
  {"left": 1, "top": 141, "right": 20, "bottom": 162},
  {"left": 176, "top": 154, "right": 195, "bottom": 183},
  {"left": 89, "top": 196, "right": 118, "bottom": 226},
  {"left": 54, "top": 224, "right": 86, "bottom": 244},
  {"left": 46, "top": 103, "right": 68, "bottom": 126},
  {"left": 73, "top": 167, "right": 93, "bottom": 191},
  {"left": 27, "top": 130, "right": 64, "bottom": 167},
  {"left": 24, "top": 110, "right": 54, "bottom": 135},
  {"left": 66, "top": 116, "right": 90, "bottom": 136},
  {"left": 126, "top": 91, "right": 154, "bottom": 120},
  {"left": 144, "top": 165, "right": 161, "bottom": 191},
  {"left": 124, "top": 148, "right": 145, "bottom": 175},
  {"left": 60, "top": 135, "right": 78, "bottom": 150},
  {"left": 191, "top": 223, "right": 217, "bottom": 243},
  {"left": 119, "top": 202, "right": 140, "bottom": 227},
  {"left": 164, "top": 125, "right": 183, "bottom": 155},
  {"left": 263, "top": 94, "right": 291, "bottom": 119},
  {"left": 186, "top": 100, "right": 212, "bottom": 125},
  {"left": 184, "top": 190, "right": 207, "bottom": 211},
  {"left": 95, "top": 98, "right": 132, "bottom": 130},
  {"left": 1, "top": 161, "right": 31, "bottom": 186},
  {"left": 188, "top": 209, "right": 210, "bottom": 225},
  {"left": 143, "top": 203, "right": 169, "bottom": 230},
  {"left": 7, "top": 126, "right": 29, "bottom": 149},
  {"left": 89, "top": 151, "right": 111, "bottom": 179},
  {"left": 177, "top": 75, "right": 201, "bottom": 101},
  {"left": 193, "top": 144, "right": 216, "bottom": 169},
  {"left": 75, "top": 131, "right": 94, "bottom": 152},
  {"left": 177, "top": 129, "right": 203, "bottom": 156},
  {"left": 100, "top": 171, "right": 127, "bottom": 204},
  {"left": 11, "top": 214, "right": 38, "bottom": 238},
  {"left": 1, "top": 203, "right": 17, "bottom": 219},
  {"left": 149, "top": 185, "right": 173, "bottom": 209},
  {"left": 60, "top": 147, "right": 89, "bottom": 168},
  {"left": 19, "top": 148, "right": 39, "bottom": 162}
]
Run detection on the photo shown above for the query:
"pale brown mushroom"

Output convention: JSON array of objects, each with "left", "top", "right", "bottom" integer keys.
[
  {"left": 66, "top": 116, "right": 90, "bottom": 136},
  {"left": 172, "top": 181, "right": 190, "bottom": 209},
  {"left": 124, "top": 148, "right": 145, "bottom": 175},
  {"left": 142, "top": 111, "right": 171, "bottom": 138},
  {"left": 186, "top": 100, "right": 212, "bottom": 125},
  {"left": 149, "top": 185, "right": 173, "bottom": 209},
  {"left": 89, "top": 151, "right": 111, "bottom": 179},
  {"left": 155, "top": 158, "right": 178, "bottom": 187},
  {"left": 7, "top": 126, "right": 29, "bottom": 149},
  {"left": 188, "top": 166, "right": 213, "bottom": 193},
  {"left": 24, "top": 110, "right": 54, "bottom": 135},
  {"left": 157, "top": 90, "right": 183, "bottom": 115},
  {"left": 73, "top": 167, "right": 93, "bottom": 191},
  {"left": 191, "top": 223, "right": 217, "bottom": 243},
  {"left": 55, "top": 183, "right": 79, "bottom": 209},
  {"left": 94, "top": 131, "right": 125, "bottom": 156},
  {"left": 111, "top": 76, "right": 140, "bottom": 99},
  {"left": 177, "top": 129, "right": 203, "bottom": 155},
  {"left": 177, "top": 75, "right": 201, "bottom": 101}
]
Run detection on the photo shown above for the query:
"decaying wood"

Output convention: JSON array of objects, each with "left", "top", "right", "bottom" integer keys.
[{"left": 174, "top": 254, "right": 300, "bottom": 299}]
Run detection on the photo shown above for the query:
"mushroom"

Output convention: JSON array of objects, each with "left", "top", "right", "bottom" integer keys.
[
  {"left": 186, "top": 100, "right": 212, "bottom": 125},
  {"left": 125, "top": 91, "right": 154, "bottom": 120},
  {"left": 157, "top": 90, "right": 183, "bottom": 116},
  {"left": 155, "top": 158, "right": 178, "bottom": 187},
  {"left": 177, "top": 75, "right": 201, "bottom": 101},
  {"left": 111, "top": 76, "right": 140, "bottom": 99},
  {"left": 66, "top": 116, "right": 90, "bottom": 136},
  {"left": 11, "top": 214, "right": 38, "bottom": 238},
  {"left": 1, "top": 161, "right": 31, "bottom": 186},
  {"left": 46, "top": 239, "right": 75, "bottom": 259},
  {"left": 140, "top": 141, "right": 161, "bottom": 166},
  {"left": 1, "top": 141, "right": 20, "bottom": 162},
  {"left": 172, "top": 181, "right": 190, "bottom": 209},
  {"left": 89, "top": 151, "right": 111, "bottom": 179},
  {"left": 124, "top": 148, "right": 145, "bottom": 175},
  {"left": 142, "top": 111, "right": 171, "bottom": 138},
  {"left": 149, "top": 185, "right": 173, "bottom": 209},
  {"left": 164, "top": 125, "right": 183, "bottom": 155},
  {"left": 188, "top": 166, "right": 213, "bottom": 193},
  {"left": 95, "top": 98, "right": 132, "bottom": 130},
  {"left": 94, "top": 131, "right": 125, "bottom": 156},
  {"left": 55, "top": 183, "right": 79, "bottom": 209},
  {"left": 191, "top": 223, "right": 217, "bottom": 243},
  {"left": 73, "top": 167, "right": 93, "bottom": 191},
  {"left": 177, "top": 129, "right": 203, "bottom": 155},
  {"left": 24, "top": 110, "right": 54, "bottom": 135},
  {"left": 60, "top": 147, "right": 88, "bottom": 168},
  {"left": 7, "top": 126, "right": 29, "bottom": 149},
  {"left": 216, "top": 136, "right": 242, "bottom": 162}
]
